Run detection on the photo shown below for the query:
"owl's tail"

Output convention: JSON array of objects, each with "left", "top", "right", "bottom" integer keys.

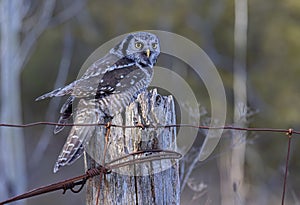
[
  {"left": 53, "top": 99, "right": 99, "bottom": 173},
  {"left": 53, "top": 127, "right": 85, "bottom": 173}
]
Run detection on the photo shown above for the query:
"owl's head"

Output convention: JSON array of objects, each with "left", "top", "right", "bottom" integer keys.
[{"left": 112, "top": 32, "right": 160, "bottom": 68}]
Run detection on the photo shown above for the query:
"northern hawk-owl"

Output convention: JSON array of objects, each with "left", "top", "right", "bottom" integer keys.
[{"left": 36, "top": 32, "right": 160, "bottom": 173}]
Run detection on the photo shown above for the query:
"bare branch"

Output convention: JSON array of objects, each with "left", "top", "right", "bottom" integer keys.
[
  {"left": 49, "top": 0, "right": 86, "bottom": 27},
  {"left": 18, "top": 0, "right": 57, "bottom": 71}
]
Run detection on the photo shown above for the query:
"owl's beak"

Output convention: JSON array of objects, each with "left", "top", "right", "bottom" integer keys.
[{"left": 146, "top": 49, "right": 151, "bottom": 58}]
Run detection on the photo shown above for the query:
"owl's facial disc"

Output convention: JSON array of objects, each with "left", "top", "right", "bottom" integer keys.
[{"left": 113, "top": 32, "right": 160, "bottom": 67}]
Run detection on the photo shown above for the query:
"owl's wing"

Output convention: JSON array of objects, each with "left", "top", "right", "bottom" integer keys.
[
  {"left": 35, "top": 53, "right": 121, "bottom": 101},
  {"left": 71, "top": 55, "right": 139, "bottom": 98},
  {"left": 53, "top": 96, "right": 75, "bottom": 134}
]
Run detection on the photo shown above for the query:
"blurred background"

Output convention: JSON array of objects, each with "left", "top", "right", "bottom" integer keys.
[{"left": 1, "top": 0, "right": 300, "bottom": 204}]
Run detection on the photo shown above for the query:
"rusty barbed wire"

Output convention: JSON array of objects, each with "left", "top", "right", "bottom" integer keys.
[
  {"left": 0, "top": 121, "right": 300, "bottom": 135},
  {"left": 0, "top": 165, "right": 109, "bottom": 205},
  {"left": 0, "top": 148, "right": 181, "bottom": 205}
]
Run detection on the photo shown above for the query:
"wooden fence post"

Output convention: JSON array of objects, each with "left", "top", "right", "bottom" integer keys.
[{"left": 84, "top": 89, "right": 180, "bottom": 205}]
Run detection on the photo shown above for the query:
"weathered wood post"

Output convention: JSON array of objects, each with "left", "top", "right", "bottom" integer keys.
[{"left": 84, "top": 89, "right": 180, "bottom": 204}]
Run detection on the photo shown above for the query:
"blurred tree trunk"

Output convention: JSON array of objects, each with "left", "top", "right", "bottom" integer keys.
[
  {"left": 220, "top": 0, "right": 248, "bottom": 204},
  {"left": 0, "top": 0, "right": 27, "bottom": 204},
  {"left": 0, "top": 0, "right": 85, "bottom": 202},
  {"left": 0, "top": 0, "right": 57, "bottom": 203}
]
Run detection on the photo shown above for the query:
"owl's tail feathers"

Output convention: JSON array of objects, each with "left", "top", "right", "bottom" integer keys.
[
  {"left": 35, "top": 82, "right": 75, "bottom": 101},
  {"left": 53, "top": 128, "right": 85, "bottom": 173},
  {"left": 53, "top": 125, "right": 96, "bottom": 173},
  {"left": 53, "top": 99, "right": 98, "bottom": 173},
  {"left": 54, "top": 96, "right": 75, "bottom": 134}
]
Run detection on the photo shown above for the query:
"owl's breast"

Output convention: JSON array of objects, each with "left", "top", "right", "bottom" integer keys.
[{"left": 96, "top": 73, "right": 152, "bottom": 117}]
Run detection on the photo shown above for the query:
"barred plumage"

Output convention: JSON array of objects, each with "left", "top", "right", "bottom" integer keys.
[{"left": 36, "top": 32, "right": 160, "bottom": 172}]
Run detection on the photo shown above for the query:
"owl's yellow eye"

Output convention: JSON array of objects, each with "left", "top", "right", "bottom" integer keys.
[
  {"left": 152, "top": 43, "right": 158, "bottom": 49},
  {"left": 135, "top": 42, "right": 143, "bottom": 49}
]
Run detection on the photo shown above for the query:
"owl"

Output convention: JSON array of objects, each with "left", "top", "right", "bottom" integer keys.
[{"left": 36, "top": 32, "right": 160, "bottom": 172}]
